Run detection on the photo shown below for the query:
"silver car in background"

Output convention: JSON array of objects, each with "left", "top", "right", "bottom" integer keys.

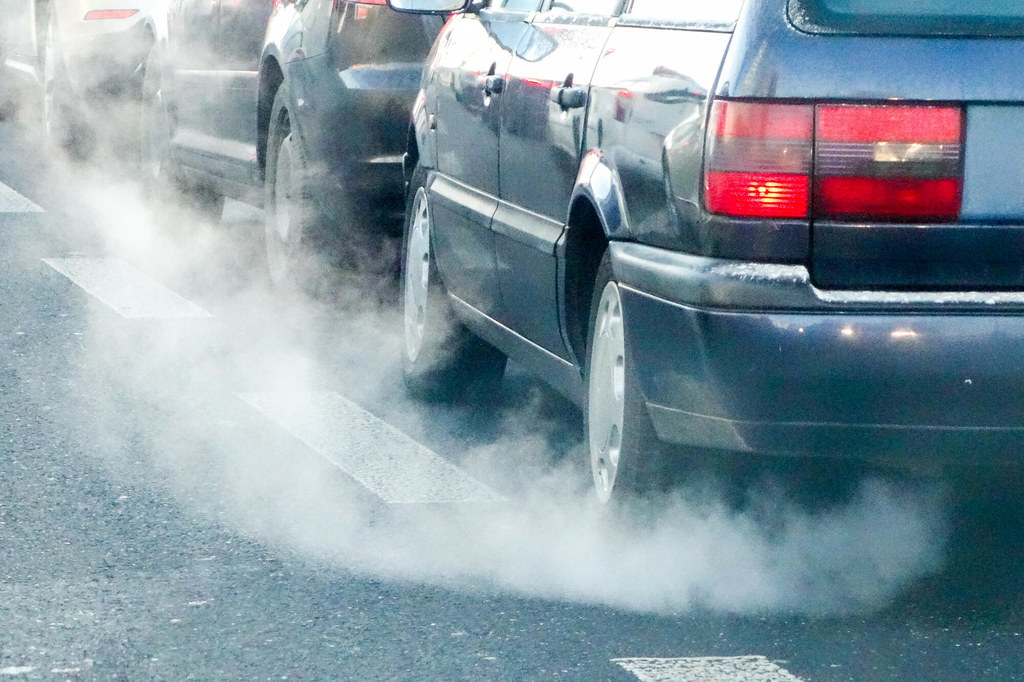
[{"left": 0, "top": 0, "right": 157, "bottom": 155}]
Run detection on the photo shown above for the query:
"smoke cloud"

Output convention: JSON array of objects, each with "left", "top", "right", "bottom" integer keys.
[{"left": 3, "top": 99, "right": 952, "bottom": 619}]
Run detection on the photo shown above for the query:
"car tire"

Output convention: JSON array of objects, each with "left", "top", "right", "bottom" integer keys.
[
  {"left": 263, "top": 83, "right": 327, "bottom": 289},
  {"left": 401, "top": 164, "right": 507, "bottom": 402},
  {"left": 585, "top": 250, "right": 665, "bottom": 504},
  {"left": 41, "top": 7, "right": 90, "bottom": 157},
  {"left": 141, "top": 45, "right": 223, "bottom": 222}
]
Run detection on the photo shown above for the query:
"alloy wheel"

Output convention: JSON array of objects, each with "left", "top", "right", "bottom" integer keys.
[
  {"left": 588, "top": 279, "right": 627, "bottom": 504},
  {"left": 266, "top": 131, "right": 296, "bottom": 284},
  {"left": 404, "top": 187, "right": 431, "bottom": 364}
]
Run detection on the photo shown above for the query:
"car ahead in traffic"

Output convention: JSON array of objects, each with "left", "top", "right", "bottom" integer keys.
[
  {"left": 391, "top": 0, "right": 1024, "bottom": 503},
  {"left": 139, "top": 0, "right": 444, "bottom": 284},
  {"left": 0, "top": 0, "right": 154, "bottom": 154}
]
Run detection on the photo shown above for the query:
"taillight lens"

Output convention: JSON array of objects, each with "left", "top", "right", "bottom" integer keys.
[
  {"left": 704, "top": 100, "right": 813, "bottom": 219},
  {"left": 814, "top": 104, "right": 962, "bottom": 221},
  {"left": 704, "top": 101, "right": 964, "bottom": 222},
  {"left": 83, "top": 8, "right": 138, "bottom": 20}
]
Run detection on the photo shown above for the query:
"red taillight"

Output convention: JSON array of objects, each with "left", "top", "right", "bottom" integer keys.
[
  {"left": 83, "top": 8, "right": 138, "bottom": 20},
  {"left": 704, "top": 101, "right": 964, "bottom": 222},
  {"left": 704, "top": 101, "right": 813, "bottom": 219},
  {"left": 815, "top": 105, "right": 962, "bottom": 221}
]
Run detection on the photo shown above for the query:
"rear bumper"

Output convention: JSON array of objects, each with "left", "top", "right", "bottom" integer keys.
[
  {"left": 287, "top": 55, "right": 417, "bottom": 231},
  {"left": 62, "top": 19, "right": 148, "bottom": 97},
  {"left": 611, "top": 241, "right": 1024, "bottom": 461}
]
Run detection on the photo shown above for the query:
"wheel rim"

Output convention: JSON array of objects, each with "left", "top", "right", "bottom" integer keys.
[
  {"left": 404, "top": 187, "right": 431, "bottom": 364},
  {"left": 265, "top": 130, "right": 295, "bottom": 284},
  {"left": 588, "top": 280, "right": 626, "bottom": 503},
  {"left": 144, "top": 69, "right": 170, "bottom": 184}
]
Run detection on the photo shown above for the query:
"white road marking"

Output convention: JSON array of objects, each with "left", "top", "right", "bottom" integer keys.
[
  {"left": 613, "top": 656, "right": 805, "bottom": 682},
  {"left": 0, "top": 181, "right": 43, "bottom": 213},
  {"left": 43, "top": 257, "right": 212, "bottom": 319},
  {"left": 0, "top": 667, "right": 35, "bottom": 676},
  {"left": 237, "top": 391, "right": 505, "bottom": 505}
]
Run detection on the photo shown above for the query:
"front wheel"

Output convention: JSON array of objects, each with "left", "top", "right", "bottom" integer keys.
[
  {"left": 141, "top": 46, "right": 223, "bottom": 222},
  {"left": 585, "top": 251, "right": 664, "bottom": 503},
  {"left": 401, "top": 165, "right": 506, "bottom": 403}
]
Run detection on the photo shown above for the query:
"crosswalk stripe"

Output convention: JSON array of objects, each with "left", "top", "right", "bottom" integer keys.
[
  {"left": 43, "top": 257, "right": 213, "bottom": 319},
  {"left": 236, "top": 391, "right": 505, "bottom": 505},
  {"left": 0, "top": 181, "right": 43, "bottom": 213},
  {"left": 613, "top": 656, "right": 805, "bottom": 682}
]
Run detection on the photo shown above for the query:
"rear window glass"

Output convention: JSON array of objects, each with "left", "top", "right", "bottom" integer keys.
[{"left": 791, "top": 0, "right": 1024, "bottom": 35}]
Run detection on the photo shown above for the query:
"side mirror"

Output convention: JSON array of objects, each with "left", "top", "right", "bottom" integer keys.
[{"left": 386, "top": 0, "right": 471, "bottom": 13}]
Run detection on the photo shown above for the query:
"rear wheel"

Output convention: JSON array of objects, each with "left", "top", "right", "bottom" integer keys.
[
  {"left": 401, "top": 164, "right": 506, "bottom": 402},
  {"left": 264, "top": 84, "right": 325, "bottom": 288},
  {"left": 585, "top": 251, "right": 664, "bottom": 503}
]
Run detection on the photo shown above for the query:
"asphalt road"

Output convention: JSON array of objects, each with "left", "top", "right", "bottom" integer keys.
[{"left": 2, "top": 112, "right": 1024, "bottom": 681}]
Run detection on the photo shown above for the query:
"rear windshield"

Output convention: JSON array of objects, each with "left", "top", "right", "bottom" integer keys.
[
  {"left": 790, "top": 0, "right": 1024, "bottom": 36},
  {"left": 622, "top": 0, "right": 743, "bottom": 27}
]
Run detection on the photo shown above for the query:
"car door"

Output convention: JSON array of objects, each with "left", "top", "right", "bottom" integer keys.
[
  {"left": 427, "top": 0, "right": 537, "bottom": 318},
  {"left": 493, "top": 0, "right": 618, "bottom": 357},
  {"left": 213, "top": 0, "right": 273, "bottom": 166},
  {"left": 171, "top": 0, "right": 272, "bottom": 184},
  {"left": 169, "top": 0, "right": 223, "bottom": 155}
]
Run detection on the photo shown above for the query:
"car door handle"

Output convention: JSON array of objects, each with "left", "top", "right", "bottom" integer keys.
[
  {"left": 551, "top": 85, "right": 587, "bottom": 109},
  {"left": 482, "top": 75, "right": 505, "bottom": 95}
]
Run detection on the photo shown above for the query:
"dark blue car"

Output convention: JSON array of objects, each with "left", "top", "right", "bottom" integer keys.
[
  {"left": 139, "top": 0, "right": 443, "bottom": 284},
  {"left": 389, "top": 0, "right": 1024, "bottom": 503}
]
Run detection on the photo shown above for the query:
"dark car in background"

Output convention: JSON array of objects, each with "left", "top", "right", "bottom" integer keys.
[
  {"left": 139, "top": 0, "right": 444, "bottom": 283},
  {"left": 392, "top": 0, "right": 1024, "bottom": 503}
]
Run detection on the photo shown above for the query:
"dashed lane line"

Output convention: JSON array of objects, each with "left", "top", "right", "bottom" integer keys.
[
  {"left": 43, "top": 257, "right": 213, "bottom": 319},
  {"left": 236, "top": 391, "right": 505, "bottom": 505},
  {"left": 613, "top": 656, "right": 805, "bottom": 682},
  {"left": 0, "top": 181, "right": 43, "bottom": 213}
]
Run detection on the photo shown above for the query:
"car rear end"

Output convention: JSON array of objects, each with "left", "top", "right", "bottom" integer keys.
[
  {"left": 58, "top": 0, "right": 151, "bottom": 98},
  {"left": 292, "top": 0, "right": 443, "bottom": 224},
  {"left": 618, "top": 0, "right": 1024, "bottom": 463}
]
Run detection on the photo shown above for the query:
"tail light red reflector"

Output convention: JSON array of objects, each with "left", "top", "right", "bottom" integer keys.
[
  {"left": 704, "top": 101, "right": 813, "bottom": 219},
  {"left": 817, "top": 177, "right": 961, "bottom": 219},
  {"left": 814, "top": 104, "right": 963, "bottom": 221},
  {"left": 817, "top": 105, "right": 961, "bottom": 144},
  {"left": 84, "top": 8, "right": 138, "bottom": 19}
]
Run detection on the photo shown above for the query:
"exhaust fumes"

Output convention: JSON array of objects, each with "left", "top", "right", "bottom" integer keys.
[{"left": 10, "top": 97, "right": 953, "bottom": 618}]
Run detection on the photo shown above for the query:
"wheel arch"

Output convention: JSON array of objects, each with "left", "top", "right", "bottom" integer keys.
[
  {"left": 257, "top": 56, "right": 285, "bottom": 178},
  {"left": 562, "top": 194, "right": 610, "bottom": 373},
  {"left": 562, "top": 150, "right": 632, "bottom": 370}
]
